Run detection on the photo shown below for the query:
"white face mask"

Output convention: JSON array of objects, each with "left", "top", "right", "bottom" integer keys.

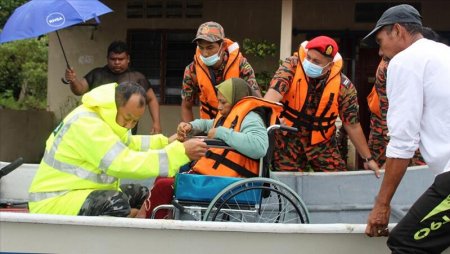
[
  {"left": 200, "top": 53, "right": 220, "bottom": 66},
  {"left": 302, "top": 59, "right": 331, "bottom": 78},
  {"left": 199, "top": 44, "right": 222, "bottom": 66}
]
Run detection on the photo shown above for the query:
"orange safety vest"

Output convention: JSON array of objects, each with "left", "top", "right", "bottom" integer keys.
[
  {"left": 280, "top": 41, "right": 343, "bottom": 145},
  {"left": 367, "top": 86, "right": 382, "bottom": 118},
  {"left": 194, "top": 38, "right": 242, "bottom": 119},
  {"left": 192, "top": 97, "right": 282, "bottom": 177}
]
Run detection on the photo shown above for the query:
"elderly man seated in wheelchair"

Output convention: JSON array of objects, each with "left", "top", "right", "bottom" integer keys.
[{"left": 136, "top": 77, "right": 284, "bottom": 219}]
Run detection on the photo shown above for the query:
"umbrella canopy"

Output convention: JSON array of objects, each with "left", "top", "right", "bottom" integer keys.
[
  {"left": 0, "top": 0, "right": 113, "bottom": 84},
  {"left": 0, "top": 0, "right": 113, "bottom": 43}
]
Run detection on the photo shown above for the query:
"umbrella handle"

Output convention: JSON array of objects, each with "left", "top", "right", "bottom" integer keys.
[
  {"left": 56, "top": 31, "right": 71, "bottom": 85},
  {"left": 61, "top": 65, "right": 70, "bottom": 84},
  {"left": 61, "top": 77, "right": 70, "bottom": 85}
]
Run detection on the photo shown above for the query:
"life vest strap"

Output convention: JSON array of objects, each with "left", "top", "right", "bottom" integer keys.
[
  {"left": 206, "top": 150, "right": 258, "bottom": 178},
  {"left": 316, "top": 93, "right": 336, "bottom": 139},
  {"left": 200, "top": 101, "right": 218, "bottom": 119},
  {"left": 281, "top": 101, "right": 337, "bottom": 132}
]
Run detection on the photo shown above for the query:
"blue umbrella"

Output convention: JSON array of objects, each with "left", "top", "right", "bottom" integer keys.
[{"left": 0, "top": 0, "right": 113, "bottom": 81}]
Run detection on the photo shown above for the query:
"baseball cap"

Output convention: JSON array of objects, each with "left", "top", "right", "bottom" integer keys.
[
  {"left": 193, "top": 21, "right": 225, "bottom": 43},
  {"left": 363, "top": 4, "right": 422, "bottom": 41},
  {"left": 306, "top": 36, "right": 338, "bottom": 58}
]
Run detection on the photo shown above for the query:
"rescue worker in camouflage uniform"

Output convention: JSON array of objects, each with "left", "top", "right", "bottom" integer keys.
[
  {"left": 264, "top": 36, "right": 380, "bottom": 174},
  {"left": 181, "top": 21, "right": 262, "bottom": 122},
  {"left": 367, "top": 27, "right": 442, "bottom": 168},
  {"left": 28, "top": 82, "right": 207, "bottom": 217}
]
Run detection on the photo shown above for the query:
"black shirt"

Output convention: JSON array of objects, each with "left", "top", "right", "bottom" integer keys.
[{"left": 84, "top": 65, "right": 151, "bottom": 91}]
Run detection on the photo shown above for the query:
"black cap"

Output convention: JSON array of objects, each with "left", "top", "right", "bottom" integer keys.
[{"left": 363, "top": 4, "right": 422, "bottom": 42}]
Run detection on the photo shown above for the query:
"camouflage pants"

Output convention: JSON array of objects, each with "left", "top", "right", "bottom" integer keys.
[
  {"left": 368, "top": 115, "right": 425, "bottom": 167},
  {"left": 271, "top": 130, "right": 347, "bottom": 172},
  {"left": 78, "top": 184, "right": 149, "bottom": 217}
]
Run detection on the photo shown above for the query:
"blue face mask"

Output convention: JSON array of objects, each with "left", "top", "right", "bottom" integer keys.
[
  {"left": 200, "top": 52, "right": 221, "bottom": 66},
  {"left": 302, "top": 59, "right": 328, "bottom": 78}
]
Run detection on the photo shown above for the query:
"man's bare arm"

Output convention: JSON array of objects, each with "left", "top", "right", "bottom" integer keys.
[
  {"left": 65, "top": 67, "right": 89, "bottom": 96},
  {"left": 181, "top": 99, "right": 195, "bottom": 122},
  {"left": 146, "top": 88, "right": 161, "bottom": 134},
  {"left": 366, "top": 158, "right": 409, "bottom": 237},
  {"left": 263, "top": 88, "right": 283, "bottom": 102}
]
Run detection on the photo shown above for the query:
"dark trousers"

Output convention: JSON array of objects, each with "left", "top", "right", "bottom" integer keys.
[
  {"left": 78, "top": 184, "right": 149, "bottom": 217},
  {"left": 388, "top": 171, "right": 450, "bottom": 254}
]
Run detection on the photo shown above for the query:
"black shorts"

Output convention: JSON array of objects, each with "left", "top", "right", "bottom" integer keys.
[{"left": 388, "top": 171, "right": 450, "bottom": 254}]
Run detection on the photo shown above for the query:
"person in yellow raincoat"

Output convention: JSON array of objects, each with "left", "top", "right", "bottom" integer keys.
[{"left": 28, "top": 82, "right": 207, "bottom": 217}]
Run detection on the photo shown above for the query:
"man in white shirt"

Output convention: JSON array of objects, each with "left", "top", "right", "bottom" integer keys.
[{"left": 363, "top": 4, "right": 450, "bottom": 253}]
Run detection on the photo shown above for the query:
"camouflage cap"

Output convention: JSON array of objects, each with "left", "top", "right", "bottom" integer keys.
[{"left": 193, "top": 21, "right": 225, "bottom": 43}]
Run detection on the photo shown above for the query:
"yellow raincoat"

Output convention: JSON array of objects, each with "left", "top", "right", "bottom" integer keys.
[{"left": 29, "top": 83, "right": 189, "bottom": 215}]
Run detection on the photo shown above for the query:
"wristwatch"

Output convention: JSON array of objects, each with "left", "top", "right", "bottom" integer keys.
[{"left": 363, "top": 156, "right": 373, "bottom": 163}]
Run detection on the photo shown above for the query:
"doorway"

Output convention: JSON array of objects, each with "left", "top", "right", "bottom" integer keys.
[{"left": 127, "top": 29, "right": 196, "bottom": 104}]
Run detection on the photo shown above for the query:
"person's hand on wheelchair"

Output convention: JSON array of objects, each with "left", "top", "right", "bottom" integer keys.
[
  {"left": 183, "top": 138, "right": 207, "bottom": 160},
  {"left": 176, "top": 122, "right": 192, "bottom": 142}
]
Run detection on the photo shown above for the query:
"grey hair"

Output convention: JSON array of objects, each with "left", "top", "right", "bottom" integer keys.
[{"left": 115, "top": 82, "right": 148, "bottom": 108}]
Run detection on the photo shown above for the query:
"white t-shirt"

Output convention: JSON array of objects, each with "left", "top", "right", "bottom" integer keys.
[{"left": 386, "top": 38, "right": 450, "bottom": 175}]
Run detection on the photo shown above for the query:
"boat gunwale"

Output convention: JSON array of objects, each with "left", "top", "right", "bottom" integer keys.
[{"left": 0, "top": 212, "right": 394, "bottom": 234}]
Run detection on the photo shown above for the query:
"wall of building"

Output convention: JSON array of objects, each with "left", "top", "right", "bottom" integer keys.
[{"left": 0, "top": 109, "right": 55, "bottom": 163}]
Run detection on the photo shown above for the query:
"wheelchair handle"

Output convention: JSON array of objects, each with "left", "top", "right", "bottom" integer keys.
[
  {"left": 279, "top": 125, "right": 298, "bottom": 133},
  {"left": 267, "top": 124, "right": 298, "bottom": 135},
  {"left": 0, "top": 157, "right": 24, "bottom": 179}
]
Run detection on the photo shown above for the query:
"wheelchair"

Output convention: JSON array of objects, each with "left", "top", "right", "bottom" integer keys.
[{"left": 151, "top": 125, "right": 310, "bottom": 224}]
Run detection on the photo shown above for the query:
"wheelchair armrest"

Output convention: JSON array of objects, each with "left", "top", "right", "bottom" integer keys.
[
  {"left": 204, "top": 138, "right": 232, "bottom": 149},
  {"left": 193, "top": 136, "right": 233, "bottom": 149}
]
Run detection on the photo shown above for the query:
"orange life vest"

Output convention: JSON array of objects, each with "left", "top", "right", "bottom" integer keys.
[
  {"left": 194, "top": 38, "right": 242, "bottom": 119},
  {"left": 280, "top": 41, "right": 343, "bottom": 145},
  {"left": 192, "top": 97, "right": 282, "bottom": 177},
  {"left": 367, "top": 86, "right": 382, "bottom": 118}
]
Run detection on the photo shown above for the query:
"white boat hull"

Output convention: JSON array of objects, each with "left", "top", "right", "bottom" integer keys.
[
  {"left": 1, "top": 162, "right": 449, "bottom": 253},
  {"left": 1, "top": 212, "right": 393, "bottom": 254}
]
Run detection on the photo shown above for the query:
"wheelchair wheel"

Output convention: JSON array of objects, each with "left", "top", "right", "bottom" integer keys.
[{"left": 203, "top": 177, "right": 310, "bottom": 223}]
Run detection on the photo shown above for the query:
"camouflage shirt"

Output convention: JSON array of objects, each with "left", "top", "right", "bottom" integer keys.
[
  {"left": 181, "top": 52, "right": 260, "bottom": 102},
  {"left": 368, "top": 59, "right": 425, "bottom": 166},
  {"left": 368, "top": 59, "right": 390, "bottom": 165},
  {"left": 269, "top": 55, "right": 359, "bottom": 172}
]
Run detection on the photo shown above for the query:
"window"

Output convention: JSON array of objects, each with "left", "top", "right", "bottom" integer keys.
[
  {"left": 128, "top": 30, "right": 196, "bottom": 105},
  {"left": 127, "top": 0, "right": 145, "bottom": 18},
  {"left": 127, "top": 0, "right": 203, "bottom": 19}
]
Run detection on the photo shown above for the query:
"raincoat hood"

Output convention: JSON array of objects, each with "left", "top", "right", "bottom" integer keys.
[{"left": 81, "top": 83, "right": 129, "bottom": 140}]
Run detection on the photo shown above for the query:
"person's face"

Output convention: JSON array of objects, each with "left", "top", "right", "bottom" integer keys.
[
  {"left": 217, "top": 92, "right": 232, "bottom": 117},
  {"left": 305, "top": 49, "right": 333, "bottom": 75},
  {"left": 375, "top": 24, "right": 405, "bottom": 59},
  {"left": 197, "top": 40, "right": 222, "bottom": 58},
  {"left": 107, "top": 52, "right": 130, "bottom": 74},
  {"left": 116, "top": 94, "right": 145, "bottom": 129}
]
